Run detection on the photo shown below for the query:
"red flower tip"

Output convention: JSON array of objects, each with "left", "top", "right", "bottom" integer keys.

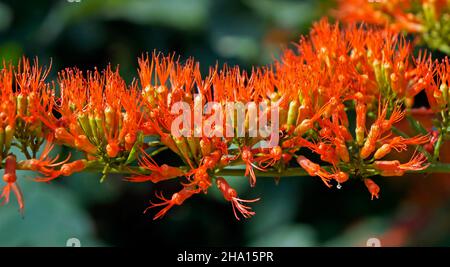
[
  {"left": 364, "top": 178, "right": 380, "bottom": 200},
  {"left": 145, "top": 187, "right": 200, "bottom": 220},
  {"left": 1, "top": 154, "right": 24, "bottom": 215},
  {"left": 216, "top": 177, "right": 260, "bottom": 220}
]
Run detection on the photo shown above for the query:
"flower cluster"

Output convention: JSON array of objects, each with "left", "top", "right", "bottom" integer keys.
[
  {"left": 334, "top": 0, "right": 450, "bottom": 54},
  {"left": 0, "top": 19, "right": 448, "bottom": 220}
]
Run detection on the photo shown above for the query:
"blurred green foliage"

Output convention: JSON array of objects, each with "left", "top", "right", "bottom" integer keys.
[{"left": 0, "top": 0, "right": 449, "bottom": 247}]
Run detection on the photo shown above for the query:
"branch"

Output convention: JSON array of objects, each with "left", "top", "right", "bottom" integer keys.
[{"left": 11, "top": 161, "right": 450, "bottom": 179}]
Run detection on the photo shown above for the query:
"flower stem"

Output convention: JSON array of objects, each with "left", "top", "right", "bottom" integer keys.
[
  {"left": 413, "top": 162, "right": 450, "bottom": 174},
  {"left": 216, "top": 168, "right": 309, "bottom": 177},
  {"left": 11, "top": 162, "right": 450, "bottom": 179}
]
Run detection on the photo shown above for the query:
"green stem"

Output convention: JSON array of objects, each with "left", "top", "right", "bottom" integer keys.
[
  {"left": 20, "top": 143, "right": 32, "bottom": 160},
  {"left": 149, "top": 146, "right": 168, "bottom": 157},
  {"left": 217, "top": 163, "right": 450, "bottom": 177},
  {"left": 80, "top": 164, "right": 311, "bottom": 177},
  {"left": 56, "top": 163, "right": 450, "bottom": 177},
  {"left": 216, "top": 168, "right": 309, "bottom": 177},
  {"left": 83, "top": 164, "right": 152, "bottom": 175},
  {"left": 12, "top": 161, "right": 450, "bottom": 178},
  {"left": 433, "top": 135, "right": 443, "bottom": 161},
  {"left": 412, "top": 163, "right": 450, "bottom": 174}
]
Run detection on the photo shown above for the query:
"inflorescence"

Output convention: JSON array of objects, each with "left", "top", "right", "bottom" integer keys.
[{"left": 1, "top": 18, "right": 449, "bottom": 220}]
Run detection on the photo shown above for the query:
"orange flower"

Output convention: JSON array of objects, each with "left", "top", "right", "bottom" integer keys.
[
  {"left": 254, "top": 146, "right": 283, "bottom": 169},
  {"left": 334, "top": 0, "right": 425, "bottom": 33},
  {"left": 216, "top": 177, "right": 260, "bottom": 220},
  {"left": 361, "top": 102, "right": 406, "bottom": 159},
  {"left": 296, "top": 155, "right": 333, "bottom": 187},
  {"left": 1, "top": 18, "right": 447, "bottom": 219},
  {"left": 1, "top": 154, "right": 24, "bottom": 214},
  {"left": 364, "top": 178, "right": 380, "bottom": 200},
  {"left": 374, "top": 134, "right": 430, "bottom": 159},
  {"left": 126, "top": 149, "right": 184, "bottom": 183},
  {"left": 145, "top": 186, "right": 200, "bottom": 220},
  {"left": 241, "top": 146, "right": 264, "bottom": 187},
  {"left": 19, "top": 137, "right": 71, "bottom": 182},
  {"left": 374, "top": 151, "right": 430, "bottom": 176}
]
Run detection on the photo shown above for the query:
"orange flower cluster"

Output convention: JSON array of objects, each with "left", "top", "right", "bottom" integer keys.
[
  {"left": 0, "top": 19, "right": 447, "bottom": 219},
  {"left": 334, "top": 0, "right": 450, "bottom": 54}
]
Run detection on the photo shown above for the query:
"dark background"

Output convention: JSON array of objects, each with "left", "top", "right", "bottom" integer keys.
[{"left": 0, "top": 0, "right": 449, "bottom": 246}]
